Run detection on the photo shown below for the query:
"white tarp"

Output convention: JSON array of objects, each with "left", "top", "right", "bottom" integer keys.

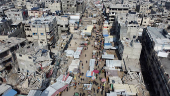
[
  {"left": 158, "top": 51, "right": 169, "bottom": 57},
  {"left": 106, "top": 60, "right": 121, "bottom": 67},
  {"left": 70, "top": 15, "right": 80, "bottom": 20},
  {"left": 104, "top": 46, "right": 117, "bottom": 49},
  {"left": 41, "top": 75, "right": 72, "bottom": 96},
  {"left": 74, "top": 54, "right": 79, "bottom": 59},
  {"left": 107, "top": 92, "right": 117, "bottom": 96},
  {"left": 41, "top": 86, "right": 56, "bottom": 96},
  {"left": 86, "top": 59, "right": 95, "bottom": 77},
  {"left": 68, "top": 59, "right": 80, "bottom": 72},
  {"left": 28, "top": 90, "right": 42, "bottom": 96},
  {"left": 89, "top": 59, "right": 95, "bottom": 71},
  {"left": 65, "top": 50, "right": 74, "bottom": 57},
  {"left": 74, "top": 47, "right": 83, "bottom": 59},
  {"left": 0, "top": 84, "right": 12, "bottom": 95},
  {"left": 56, "top": 74, "right": 73, "bottom": 84},
  {"left": 102, "top": 54, "right": 114, "bottom": 59}
]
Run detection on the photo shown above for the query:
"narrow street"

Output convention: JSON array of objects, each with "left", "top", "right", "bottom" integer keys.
[{"left": 62, "top": 19, "right": 114, "bottom": 96}]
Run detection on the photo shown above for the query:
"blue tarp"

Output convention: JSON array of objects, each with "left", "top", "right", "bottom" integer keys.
[
  {"left": 103, "top": 34, "right": 109, "bottom": 37},
  {"left": 104, "top": 43, "right": 111, "bottom": 46},
  {"left": 2, "top": 89, "right": 17, "bottom": 96},
  {"left": 31, "top": 7, "right": 39, "bottom": 11}
]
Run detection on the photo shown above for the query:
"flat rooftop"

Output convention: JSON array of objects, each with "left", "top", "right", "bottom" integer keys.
[
  {"left": 30, "top": 16, "right": 56, "bottom": 25},
  {"left": 147, "top": 27, "right": 170, "bottom": 51},
  {"left": 0, "top": 37, "right": 26, "bottom": 53},
  {"left": 110, "top": 4, "right": 129, "bottom": 9},
  {"left": 56, "top": 16, "right": 68, "bottom": 25}
]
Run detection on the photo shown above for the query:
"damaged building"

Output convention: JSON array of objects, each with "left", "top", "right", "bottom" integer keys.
[
  {"left": 0, "top": 17, "right": 26, "bottom": 41},
  {"left": 16, "top": 41, "right": 52, "bottom": 73},
  {"left": 0, "top": 37, "right": 26, "bottom": 72}
]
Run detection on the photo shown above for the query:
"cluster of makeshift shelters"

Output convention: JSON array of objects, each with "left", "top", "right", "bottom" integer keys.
[{"left": 41, "top": 74, "right": 73, "bottom": 96}]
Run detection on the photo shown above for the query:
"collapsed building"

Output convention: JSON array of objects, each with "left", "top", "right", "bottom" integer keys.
[
  {"left": 16, "top": 41, "right": 52, "bottom": 73},
  {"left": 0, "top": 37, "right": 26, "bottom": 72}
]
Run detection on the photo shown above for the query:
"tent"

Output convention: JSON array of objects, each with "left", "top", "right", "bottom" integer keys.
[
  {"left": 104, "top": 46, "right": 117, "bottom": 49},
  {"left": 86, "top": 59, "right": 95, "bottom": 77},
  {"left": 68, "top": 60, "right": 80, "bottom": 73},
  {"left": 86, "top": 70, "right": 94, "bottom": 77},
  {"left": 74, "top": 47, "right": 83, "bottom": 59},
  {"left": 65, "top": 50, "right": 74, "bottom": 57}
]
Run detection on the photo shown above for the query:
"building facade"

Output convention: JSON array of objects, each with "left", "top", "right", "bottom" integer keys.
[
  {"left": 24, "top": 16, "right": 58, "bottom": 46},
  {"left": 142, "top": 27, "right": 170, "bottom": 96},
  {"left": 61, "top": 0, "right": 77, "bottom": 13},
  {"left": 48, "top": 1, "right": 61, "bottom": 13},
  {"left": 0, "top": 37, "right": 26, "bottom": 72},
  {"left": 109, "top": 4, "right": 129, "bottom": 25}
]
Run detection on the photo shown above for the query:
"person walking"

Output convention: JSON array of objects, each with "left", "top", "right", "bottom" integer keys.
[
  {"left": 82, "top": 63, "right": 83, "bottom": 69},
  {"left": 97, "top": 89, "right": 99, "bottom": 94},
  {"left": 86, "top": 60, "right": 87, "bottom": 63},
  {"left": 85, "top": 54, "right": 86, "bottom": 57},
  {"left": 74, "top": 85, "right": 76, "bottom": 90},
  {"left": 93, "top": 88, "right": 95, "bottom": 92}
]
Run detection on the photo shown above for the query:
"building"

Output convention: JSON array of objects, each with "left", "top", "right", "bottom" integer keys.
[
  {"left": 117, "top": 24, "right": 142, "bottom": 72},
  {"left": 139, "top": 2, "right": 150, "bottom": 15},
  {"left": 28, "top": 7, "right": 44, "bottom": 17},
  {"left": 0, "top": 37, "right": 26, "bottom": 72},
  {"left": 142, "top": 27, "right": 170, "bottom": 96},
  {"left": 116, "top": 12, "right": 139, "bottom": 26},
  {"left": 109, "top": 4, "right": 129, "bottom": 25},
  {"left": 42, "top": 0, "right": 53, "bottom": 8},
  {"left": 4, "top": 8, "right": 27, "bottom": 22},
  {"left": 24, "top": 16, "right": 58, "bottom": 46},
  {"left": 0, "top": 2, "right": 15, "bottom": 16},
  {"left": 0, "top": 18, "right": 26, "bottom": 41},
  {"left": 61, "top": 0, "right": 77, "bottom": 13},
  {"left": 76, "top": 0, "right": 85, "bottom": 13},
  {"left": 123, "top": 0, "right": 137, "bottom": 11},
  {"left": 16, "top": 41, "right": 52, "bottom": 73},
  {"left": 25, "top": 1, "right": 42, "bottom": 10},
  {"left": 56, "top": 16, "right": 69, "bottom": 39},
  {"left": 141, "top": 16, "right": 153, "bottom": 27},
  {"left": 48, "top": 1, "right": 61, "bottom": 13}
]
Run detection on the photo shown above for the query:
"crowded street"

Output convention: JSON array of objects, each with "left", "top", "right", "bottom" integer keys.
[{"left": 60, "top": 7, "right": 119, "bottom": 95}]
